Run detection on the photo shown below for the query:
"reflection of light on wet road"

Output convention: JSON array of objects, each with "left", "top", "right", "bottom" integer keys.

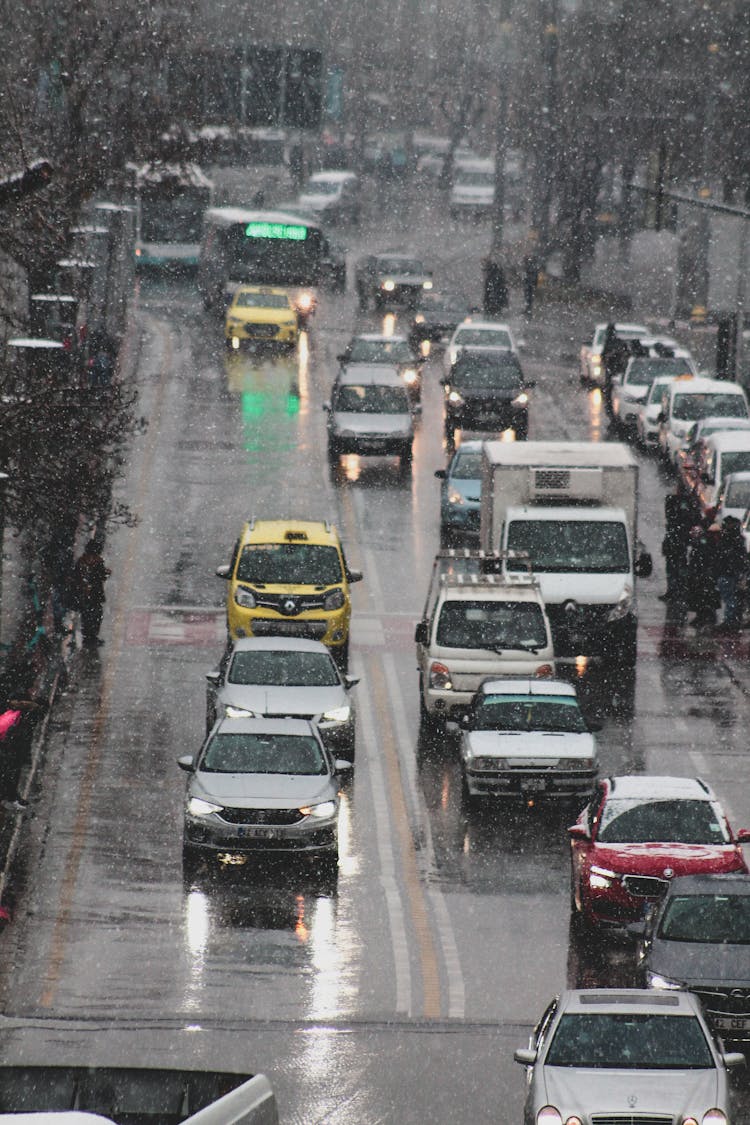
[
  {"left": 337, "top": 790, "right": 358, "bottom": 875},
  {"left": 183, "top": 889, "right": 210, "bottom": 1010},
  {"left": 382, "top": 313, "right": 396, "bottom": 337},
  {"left": 589, "top": 387, "right": 603, "bottom": 440},
  {"left": 297, "top": 332, "right": 310, "bottom": 407},
  {"left": 441, "top": 772, "right": 451, "bottom": 811},
  {"left": 223, "top": 351, "right": 301, "bottom": 458},
  {"left": 341, "top": 454, "right": 361, "bottom": 482},
  {"left": 420, "top": 339, "right": 431, "bottom": 359}
]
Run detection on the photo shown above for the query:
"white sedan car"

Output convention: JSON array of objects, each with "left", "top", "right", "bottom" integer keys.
[
  {"left": 444, "top": 317, "right": 517, "bottom": 375},
  {"left": 579, "top": 321, "right": 647, "bottom": 386},
  {"left": 453, "top": 678, "right": 598, "bottom": 804}
]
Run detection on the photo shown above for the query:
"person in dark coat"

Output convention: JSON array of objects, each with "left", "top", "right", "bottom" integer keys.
[
  {"left": 482, "top": 257, "right": 508, "bottom": 316},
  {"left": 71, "top": 539, "right": 110, "bottom": 646},
  {"left": 686, "top": 523, "right": 722, "bottom": 628},
  {"left": 715, "top": 516, "right": 748, "bottom": 632},
  {"left": 522, "top": 253, "right": 539, "bottom": 316},
  {"left": 0, "top": 661, "right": 44, "bottom": 811},
  {"left": 601, "top": 324, "right": 632, "bottom": 415},
  {"left": 660, "top": 488, "right": 701, "bottom": 602}
]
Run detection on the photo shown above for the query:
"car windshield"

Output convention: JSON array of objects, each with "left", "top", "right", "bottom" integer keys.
[
  {"left": 647, "top": 379, "right": 675, "bottom": 405},
  {"left": 333, "top": 384, "right": 410, "bottom": 414},
  {"left": 378, "top": 258, "right": 425, "bottom": 274},
  {"left": 455, "top": 327, "right": 512, "bottom": 349},
  {"left": 201, "top": 732, "right": 327, "bottom": 775},
  {"left": 720, "top": 451, "right": 750, "bottom": 483},
  {"left": 228, "top": 650, "right": 339, "bottom": 687},
  {"left": 723, "top": 479, "right": 750, "bottom": 509},
  {"left": 348, "top": 338, "right": 413, "bottom": 363},
  {"left": 234, "top": 292, "right": 290, "bottom": 309},
  {"left": 472, "top": 695, "right": 587, "bottom": 732},
  {"left": 626, "top": 358, "right": 693, "bottom": 386},
  {"left": 435, "top": 600, "right": 548, "bottom": 651},
  {"left": 546, "top": 1013, "right": 713, "bottom": 1070},
  {"left": 597, "top": 798, "right": 730, "bottom": 844},
  {"left": 236, "top": 543, "right": 343, "bottom": 586},
  {"left": 451, "top": 451, "right": 482, "bottom": 481},
  {"left": 672, "top": 393, "right": 748, "bottom": 421},
  {"left": 306, "top": 181, "right": 339, "bottom": 195},
  {"left": 452, "top": 357, "right": 523, "bottom": 390},
  {"left": 506, "top": 520, "right": 630, "bottom": 574},
  {"left": 659, "top": 893, "right": 750, "bottom": 944}
]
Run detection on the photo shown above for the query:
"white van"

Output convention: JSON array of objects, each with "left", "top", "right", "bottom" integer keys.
[
  {"left": 449, "top": 158, "right": 495, "bottom": 220},
  {"left": 694, "top": 430, "right": 750, "bottom": 516},
  {"left": 658, "top": 377, "right": 749, "bottom": 463}
]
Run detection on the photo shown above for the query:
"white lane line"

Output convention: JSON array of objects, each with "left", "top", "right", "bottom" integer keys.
[
  {"left": 381, "top": 651, "right": 466, "bottom": 1018},
  {"left": 356, "top": 661, "right": 413, "bottom": 1015}
]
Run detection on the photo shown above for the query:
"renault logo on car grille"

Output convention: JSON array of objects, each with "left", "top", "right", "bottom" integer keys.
[{"left": 280, "top": 598, "right": 298, "bottom": 616}]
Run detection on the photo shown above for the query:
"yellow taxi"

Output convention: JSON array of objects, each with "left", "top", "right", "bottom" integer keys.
[
  {"left": 224, "top": 285, "right": 299, "bottom": 349},
  {"left": 216, "top": 519, "right": 362, "bottom": 667}
]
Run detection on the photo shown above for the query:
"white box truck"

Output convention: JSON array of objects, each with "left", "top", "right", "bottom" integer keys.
[{"left": 479, "top": 442, "right": 652, "bottom": 668}]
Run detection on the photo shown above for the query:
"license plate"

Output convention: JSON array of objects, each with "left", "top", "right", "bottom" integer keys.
[
  {"left": 714, "top": 1016, "right": 750, "bottom": 1031},
  {"left": 521, "top": 778, "right": 546, "bottom": 792},
  {"left": 238, "top": 826, "right": 279, "bottom": 840}
]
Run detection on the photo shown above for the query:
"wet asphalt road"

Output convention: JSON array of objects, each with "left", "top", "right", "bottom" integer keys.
[{"left": 3, "top": 184, "right": 750, "bottom": 1121}]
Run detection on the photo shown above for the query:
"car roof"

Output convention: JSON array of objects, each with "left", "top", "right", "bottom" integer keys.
[
  {"left": 560, "top": 988, "right": 700, "bottom": 1015},
  {"left": 670, "top": 377, "right": 746, "bottom": 395},
  {"left": 349, "top": 332, "right": 409, "bottom": 344},
  {"left": 335, "top": 364, "right": 405, "bottom": 386},
  {"left": 722, "top": 470, "right": 750, "bottom": 483},
  {"left": 605, "top": 775, "right": 714, "bottom": 800},
  {"left": 703, "top": 430, "right": 750, "bottom": 451},
  {"left": 662, "top": 873, "right": 750, "bottom": 896},
  {"left": 697, "top": 417, "right": 750, "bottom": 433},
  {"left": 450, "top": 440, "right": 483, "bottom": 457},
  {"left": 211, "top": 716, "right": 318, "bottom": 737},
  {"left": 478, "top": 678, "right": 577, "bottom": 698},
  {"left": 241, "top": 519, "right": 341, "bottom": 548},
  {"left": 227, "top": 637, "right": 333, "bottom": 655},
  {"left": 455, "top": 318, "right": 512, "bottom": 333},
  {"left": 594, "top": 321, "right": 649, "bottom": 335}
]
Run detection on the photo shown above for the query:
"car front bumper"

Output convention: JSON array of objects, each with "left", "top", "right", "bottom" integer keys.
[{"left": 464, "top": 768, "right": 597, "bottom": 799}]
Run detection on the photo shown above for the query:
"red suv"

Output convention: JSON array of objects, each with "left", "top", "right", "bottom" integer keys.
[{"left": 569, "top": 775, "right": 750, "bottom": 930}]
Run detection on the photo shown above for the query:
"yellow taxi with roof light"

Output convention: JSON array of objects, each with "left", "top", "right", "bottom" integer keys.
[
  {"left": 216, "top": 519, "right": 362, "bottom": 668},
  {"left": 224, "top": 285, "right": 299, "bottom": 349}
]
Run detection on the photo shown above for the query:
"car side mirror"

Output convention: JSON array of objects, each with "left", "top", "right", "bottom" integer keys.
[
  {"left": 347, "top": 569, "right": 363, "bottom": 583},
  {"left": 635, "top": 551, "right": 653, "bottom": 578},
  {"left": 513, "top": 1048, "right": 537, "bottom": 1066},
  {"left": 435, "top": 469, "right": 447, "bottom": 479},
  {"left": 215, "top": 564, "right": 230, "bottom": 580},
  {"left": 322, "top": 401, "right": 331, "bottom": 412},
  {"left": 177, "top": 755, "right": 195, "bottom": 772},
  {"left": 723, "top": 1051, "right": 746, "bottom": 1070},
  {"left": 736, "top": 828, "right": 750, "bottom": 843},
  {"left": 415, "top": 621, "right": 428, "bottom": 645},
  {"left": 335, "top": 759, "right": 354, "bottom": 775},
  {"left": 344, "top": 675, "right": 360, "bottom": 690},
  {"left": 568, "top": 824, "right": 590, "bottom": 840},
  {"left": 205, "top": 671, "right": 220, "bottom": 687}
]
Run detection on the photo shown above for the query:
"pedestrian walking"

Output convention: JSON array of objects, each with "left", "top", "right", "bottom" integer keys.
[
  {"left": 601, "top": 323, "right": 631, "bottom": 416},
  {"left": 0, "top": 662, "right": 44, "bottom": 811},
  {"left": 522, "top": 253, "right": 539, "bottom": 316},
  {"left": 659, "top": 488, "right": 701, "bottom": 602},
  {"left": 686, "top": 523, "right": 722, "bottom": 628},
  {"left": 715, "top": 515, "right": 748, "bottom": 633},
  {"left": 482, "top": 257, "right": 508, "bottom": 316},
  {"left": 71, "top": 539, "right": 110, "bottom": 646}
]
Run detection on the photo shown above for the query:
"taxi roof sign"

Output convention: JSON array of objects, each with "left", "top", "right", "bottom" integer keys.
[{"left": 245, "top": 221, "right": 307, "bottom": 241}]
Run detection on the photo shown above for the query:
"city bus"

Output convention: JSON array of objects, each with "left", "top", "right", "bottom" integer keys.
[
  {"left": 134, "top": 163, "right": 213, "bottom": 272},
  {"left": 197, "top": 208, "right": 336, "bottom": 325}
]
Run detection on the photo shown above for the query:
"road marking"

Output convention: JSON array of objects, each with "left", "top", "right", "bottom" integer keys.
[
  {"left": 382, "top": 652, "right": 465, "bottom": 1018},
  {"left": 40, "top": 320, "right": 173, "bottom": 1009},
  {"left": 356, "top": 665, "right": 412, "bottom": 1015}
]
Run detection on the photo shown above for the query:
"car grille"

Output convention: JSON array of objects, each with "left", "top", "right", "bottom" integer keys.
[
  {"left": 219, "top": 808, "right": 304, "bottom": 826},
  {"left": 694, "top": 986, "right": 750, "bottom": 1015},
  {"left": 592, "top": 1116, "right": 673, "bottom": 1125},
  {"left": 253, "top": 593, "right": 328, "bottom": 615},
  {"left": 621, "top": 875, "right": 670, "bottom": 898}
]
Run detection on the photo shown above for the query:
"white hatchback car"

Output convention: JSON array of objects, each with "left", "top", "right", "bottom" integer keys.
[
  {"left": 444, "top": 317, "right": 517, "bottom": 375},
  {"left": 658, "top": 376, "right": 749, "bottom": 463},
  {"left": 611, "top": 352, "right": 697, "bottom": 431},
  {"left": 453, "top": 678, "right": 598, "bottom": 804}
]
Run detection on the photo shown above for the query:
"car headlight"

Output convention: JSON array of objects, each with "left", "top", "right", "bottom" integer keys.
[
  {"left": 382, "top": 279, "right": 395, "bottom": 291},
  {"left": 234, "top": 586, "right": 257, "bottom": 609},
  {"left": 296, "top": 292, "right": 315, "bottom": 312},
  {"left": 646, "top": 970, "right": 684, "bottom": 991},
  {"left": 536, "top": 1109, "right": 563, "bottom": 1125},
  {"left": 556, "top": 758, "right": 595, "bottom": 770},
  {"left": 428, "top": 661, "right": 452, "bottom": 690},
  {"left": 322, "top": 705, "right": 351, "bottom": 723},
  {"left": 448, "top": 489, "right": 465, "bottom": 506},
  {"left": 608, "top": 584, "right": 633, "bottom": 621},
  {"left": 423, "top": 279, "right": 433, "bottom": 290},
  {"left": 701, "top": 1111, "right": 728, "bottom": 1125},
  {"left": 414, "top": 313, "right": 425, "bottom": 324},
  {"left": 512, "top": 392, "right": 529, "bottom": 406},
  {"left": 224, "top": 705, "right": 255, "bottom": 719},
  {"left": 471, "top": 756, "right": 505, "bottom": 771},
  {"left": 589, "top": 864, "right": 616, "bottom": 889},
  {"left": 402, "top": 367, "right": 419, "bottom": 385},
  {"left": 324, "top": 588, "right": 346, "bottom": 611},
  {"left": 187, "top": 797, "right": 223, "bottom": 817},
  {"left": 448, "top": 390, "right": 464, "bottom": 404},
  {"left": 299, "top": 800, "right": 337, "bottom": 818}
]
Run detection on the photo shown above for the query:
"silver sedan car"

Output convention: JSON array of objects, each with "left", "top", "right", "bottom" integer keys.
[
  {"left": 179, "top": 717, "right": 352, "bottom": 874},
  {"left": 205, "top": 637, "right": 357, "bottom": 759},
  {"left": 515, "top": 989, "right": 744, "bottom": 1124}
]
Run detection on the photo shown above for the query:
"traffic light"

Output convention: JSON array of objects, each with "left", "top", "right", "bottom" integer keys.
[{"left": 0, "top": 160, "right": 53, "bottom": 207}]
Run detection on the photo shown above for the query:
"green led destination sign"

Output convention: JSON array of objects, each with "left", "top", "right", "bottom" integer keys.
[{"left": 245, "top": 221, "right": 308, "bottom": 241}]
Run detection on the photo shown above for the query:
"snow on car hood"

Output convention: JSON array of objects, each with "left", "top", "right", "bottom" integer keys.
[
  {"left": 217, "top": 685, "right": 346, "bottom": 719},
  {"left": 535, "top": 573, "right": 631, "bottom": 604},
  {"left": 465, "top": 730, "right": 595, "bottom": 761},
  {"left": 195, "top": 772, "right": 335, "bottom": 804},
  {"left": 541, "top": 1066, "right": 719, "bottom": 1120}
]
